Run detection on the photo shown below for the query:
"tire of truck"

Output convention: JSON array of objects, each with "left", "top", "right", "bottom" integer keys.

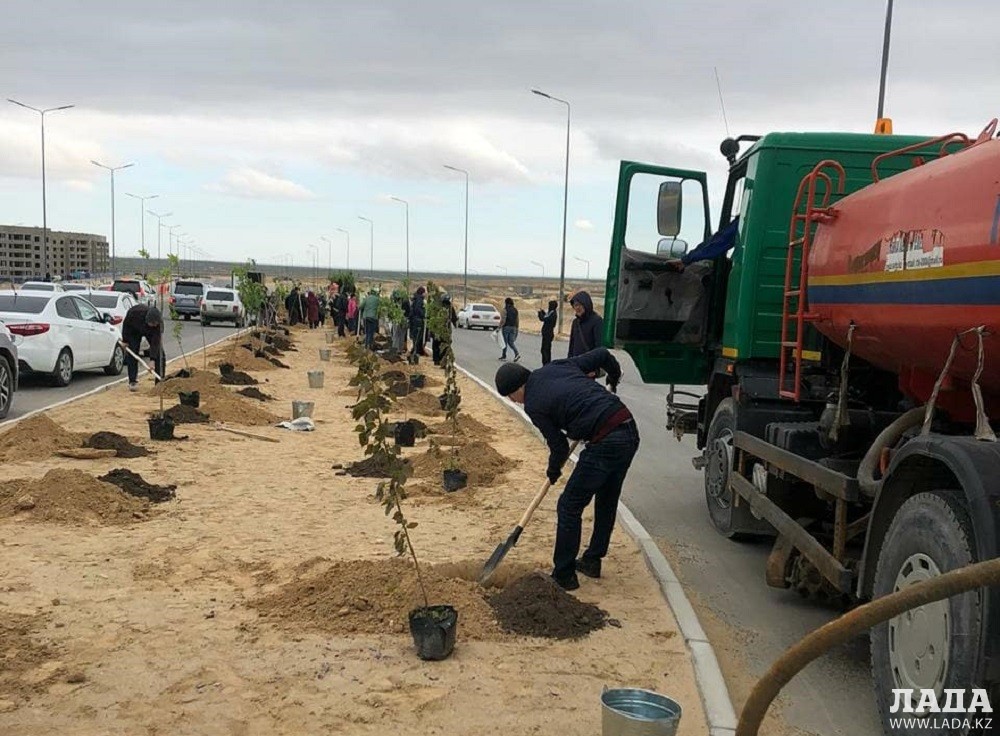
[
  {"left": 703, "top": 398, "right": 765, "bottom": 539},
  {"left": 870, "top": 490, "right": 985, "bottom": 735}
]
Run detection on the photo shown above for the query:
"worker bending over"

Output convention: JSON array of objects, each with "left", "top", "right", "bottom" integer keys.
[{"left": 122, "top": 304, "right": 165, "bottom": 392}]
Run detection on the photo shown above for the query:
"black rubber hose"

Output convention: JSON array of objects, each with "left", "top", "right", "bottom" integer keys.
[{"left": 857, "top": 406, "right": 924, "bottom": 497}]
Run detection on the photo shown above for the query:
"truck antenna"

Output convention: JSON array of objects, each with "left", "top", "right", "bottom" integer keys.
[{"left": 714, "top": 66, "right": 731, "bottom": 137}]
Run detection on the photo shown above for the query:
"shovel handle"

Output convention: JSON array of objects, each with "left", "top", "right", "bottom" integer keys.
[
  {"left": 123, "top": 345, "right": 163, "bottom": 382},
  {"left": 516, "top": 439, "right": 580, "bottom": 529}
]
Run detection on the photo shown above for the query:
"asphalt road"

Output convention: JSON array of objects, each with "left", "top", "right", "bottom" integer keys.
[
  {"left": 451, "top": 326, "right": 879, "bottom": 736},
  {"left": 3, "top": 318, "right": 240, "bottom": 425}
]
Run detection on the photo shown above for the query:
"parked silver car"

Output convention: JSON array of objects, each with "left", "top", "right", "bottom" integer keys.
[{"left": 0, "top": 321, "right": 18, "bottom": 419}]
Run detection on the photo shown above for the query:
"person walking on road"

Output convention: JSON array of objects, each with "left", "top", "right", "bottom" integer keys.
[
  {"left": 346, "top": 293, "right": 359, "bottom": 335},
  {"left": 494, "top": 347, "right": 637, "bottom": 591},
  {"left": 360, "top": 288, "right": 380, "bottom": 349},
  {"left": 499, "top": 297, "right": 520, "bottom": 362},
  {"left": 121, "top": 304, "right": 165, "bottom": 392},
  {"left": 537, "top": 299, "right": 557, "bottom": 365},
  {"left": 431, "top": 294, "right": 458, "bottom": 365},
  {"left": 305, "top": 290, "right": 320, "bottom": 329},
  {"left": 409, "top": 286, "right": 427, "bottom": 361},
  {"left": 332, "top": 289, "right": 347, "bottom": 337},
  {"left": 567, "top": 291, "right": 603, "bottom": 358}
]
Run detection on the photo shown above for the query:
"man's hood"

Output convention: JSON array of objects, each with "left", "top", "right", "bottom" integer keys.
[{"left": 570, "top": 290, "right": 594, "bottom": 317}]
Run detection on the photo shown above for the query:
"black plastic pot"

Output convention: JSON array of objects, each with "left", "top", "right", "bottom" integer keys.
[
  {"left": 438, "top": 393, "right": 448, "bottom": 410},
  {"left": 394, "top": 420, "right": 416, "bottom": 447},
  {"left": 148, "top": 416, "right": 176, "bottom": 441},
  {"left": 408, "top": 605, "right": 458, "bottom": 661},
  {"left": 219, "top": 363, "right": 235, "bottom": 376},
  {"left": 178, "top": 390, "right": 200, "bottom": 408},
  {"left": 443, "top": 469, "right": 468, "bottom": 493},
  {"left": 410, "top": 374, "right": 426, "bottom": 389}
]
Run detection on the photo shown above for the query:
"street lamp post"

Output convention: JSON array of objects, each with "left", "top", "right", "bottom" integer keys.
[
  {"left": 389, "top": 196, "right": 410, "bottom": 280},
  {"left": 320, "top": 236, "right": 333, "bottom": 280},
  {"left": 444, "top": 165, "right": 470, "bottom": 306},
  {"left": 8, "top": 99, "right": 75, "bottom": 278},
  {"left": 532, "top": 88, "right": 571, "bottom": 333},
  {"left": 496, "top": 265, "right": 508, "bottom": 276},
  {"left": 336, "top": 228, "right": 351, "bottom": 271},
  {"left": 574, "top": 256, "right": 591, "bottom": 280},
  {"left": 166, "top": 225, "right": 180, "bottom": 272},
  {"left": 147, "top": 210, "right": 172, "bottom": 262},
  {"left": 530, "top": 260, "right": 545, "bottom": 277},
  {"left": 306, "top": 244, "right": 318, "bottom": 286},
  {"left": 125, "top": 193, "right": 157, "bottom": 262},
  {"left": 91, "top": 160, "right": 135, "bottom": 278},
  {"left": 358, "top": 217, "right": 374, "bottom": 280}
]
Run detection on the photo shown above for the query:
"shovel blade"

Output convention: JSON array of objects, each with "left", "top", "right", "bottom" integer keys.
[{"left": 478, "top": 526, "right": 523, "bottom": 585}]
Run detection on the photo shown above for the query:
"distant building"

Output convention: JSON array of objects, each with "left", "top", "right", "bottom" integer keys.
[
  {"left": 515, "top": 285, "right": 534, "bottom": 296},
  {"left": 0, "top": 225, "right": 109, "bottom": 281}
]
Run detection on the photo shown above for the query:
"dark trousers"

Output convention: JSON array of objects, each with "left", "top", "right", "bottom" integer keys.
[
  {"left": 125, "top": 334, "right": 165, "bottom": 384},
  {"left": 364, "top": 318, "right": 378, "bottom": 349},
  {"left": 541, "top": 334, "right": 553, "bottom": 365},
  {"left": 409, "top": 321, "right": 425, "bottom": 357},
  {"left": 335, "top": 312, "right": 345, "bottom": 337},
  {"left": 553, "top": 422, "right": 640, "bottom": 579}
]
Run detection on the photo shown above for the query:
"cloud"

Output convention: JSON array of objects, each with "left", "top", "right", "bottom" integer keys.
[
  {"left": 574, "top": 219, "right": 594, "bottom": 231},
  {"left": 205, "top": 167, "right": 315, "bottom": 201}
]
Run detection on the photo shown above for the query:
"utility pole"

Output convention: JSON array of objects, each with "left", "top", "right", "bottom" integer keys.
[
  {"left": 389, "top": 197, "right": 410, "bottom": 280},
  {"left": 444, "top": 165, "right": 470, "bottom": 306},
  {"left": 126, "top": 193, "right": 157, "bottom": 262},
  {"left": 336, "top": 228, "right": 351, "bottom": 271},
  {"left": 91, "top": 160, "right": 135, "bottom": 278}
]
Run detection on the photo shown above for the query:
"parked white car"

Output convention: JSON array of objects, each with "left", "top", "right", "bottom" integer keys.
[
  {"left": 0, "top": 321, "right": 18, "bottom": 419},
  {"left": 112, "top": 278, "right": 157, "bottom": 307},
  {"left": 77, "top": 290, "right": 137, "bottom": 332},
  {"left": 60, "top": 283, "right": 89, "bottom": 292},
  {"left": 0, "top": 290, "right": 125, "bottom": 387},
  {"left": 20, "top": 281, "right": 64, "bottom": 292},
  {"left": 457, "top": 302, "right": 502, "bottom": 330},
  {"left": 201, "top": 287, "right": 246, "bottom": 327}
]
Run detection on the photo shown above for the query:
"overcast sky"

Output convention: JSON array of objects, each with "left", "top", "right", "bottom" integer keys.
[{"left": 2, "top": 1, "right": 998, "bottom": 277}]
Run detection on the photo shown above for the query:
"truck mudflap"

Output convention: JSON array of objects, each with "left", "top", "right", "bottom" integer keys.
[{"left": 858, "top": 434, "right": 1000, "bottom": 681}]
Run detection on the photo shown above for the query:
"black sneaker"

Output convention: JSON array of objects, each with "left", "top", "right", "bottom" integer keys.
[
  {"left": 576, "top": 557, "right": 601, "bottom": 579},
  {"left": 552, "top": 572, "right": 580, "bottom": 591}
]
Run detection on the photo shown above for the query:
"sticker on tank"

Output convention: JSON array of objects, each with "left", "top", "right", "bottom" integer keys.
[{"left": 884, "top": 228, "right": 945, "bottom": 272}]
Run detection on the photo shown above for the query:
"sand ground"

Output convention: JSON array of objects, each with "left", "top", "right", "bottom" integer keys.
[{"left": 0, "top": 324, "right": 706, "bottom": 736}]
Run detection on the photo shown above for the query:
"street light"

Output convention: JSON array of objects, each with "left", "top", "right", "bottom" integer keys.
[
  {"left": 336, "top": 228, "right": 351, "bottom": 271},
  {"left": 496, "top": 265, "right": 508, "bottom": 276},
  {"left": 146, "top": 210, "right": 172, "bottom": 261},
  {"left": 358, "top": 216, "right": 374, "bottom": 279},
  {"left": 574, "top": 256, "right": 591, "bottom": 280},
  {"left": 8, "top": 99, "right": 74, "bottom": 278},
  {"left": 91, "top": 159, "right": 135, "bottom": 278},
  {"left": 444, "top": 164, "right": 470, "bottom": 306},
  {"left": 320, "top": 236, "right": 333, "bottom": 279},
  {"left": 530, "top": 260, "right": 545, "bottom": 277},
  {"left": 532, "top": 88, "right": 571, "bottom": 333},
  {"left": 125, "top": 193, "right": 157, "bottom": 261},
  {"left": 306, "top": 244, "right": 318, "bottom": 285},
  {"left": 389, "top": 196, "right": 410, "bottom": 280}
]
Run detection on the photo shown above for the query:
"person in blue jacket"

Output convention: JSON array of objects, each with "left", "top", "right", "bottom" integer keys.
[
  {"left": 495, "top": 348, "right": 639, "bottom": 591},
  {"left": 667, "top": 216, "right": 740, "bottom": 271}
]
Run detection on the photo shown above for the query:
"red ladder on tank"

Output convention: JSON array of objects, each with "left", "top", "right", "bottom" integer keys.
[{"left": 779, "top": 160, "right": 845, "bottom": 401}]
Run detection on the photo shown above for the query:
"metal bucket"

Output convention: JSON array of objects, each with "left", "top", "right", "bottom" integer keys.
[
  {"left": 318, "top": 348, "right": 332, "bottom": 362},
  {"left": 325, "top": 331, "right": 336, "bottom": 344},
  {"left": 291, "top": 400, "right": 314, "bottom": 419},
  {"left": 307, "top": 370, "right": 325, "bottom": 389},
  {"left": 601, "top": 688, "right": 681, "bottom": 736}
]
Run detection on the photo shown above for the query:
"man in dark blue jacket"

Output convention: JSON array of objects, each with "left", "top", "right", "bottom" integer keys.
[
  {"left": 567, "top": 291, "right": 603, "bottom": 358},
  {"left": 495, "top": 348, "right": 639, "bottom": 590}
]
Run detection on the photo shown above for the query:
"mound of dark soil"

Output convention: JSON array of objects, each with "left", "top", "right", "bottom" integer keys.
[
  {"left": 98, "top": 468, "right": 176, "bottom": 503},
  {"left": 388, "top": 419, "right": 428, "bottom": 438},
  {"left": 489, "top": 572, "right": 608, "bottom": 639},
  {"left": 341, "top": 453, "right": 410, "bottom": 478},
  {"left": 162, "top": 405, "right": 210, "bottom": 424},
  {"left": 83, "top": 432, "right": 150, "bottom": 458},
  {"left": 381, "top": 370, "right": 407, "bottom": 383},
  {"left": 271, "top": 336, "right": 295, "bottom": 351},
  {"left": 165, "top": 369, "right": 192, "bottom": 380},
  {"left": 238, "top": 387, "right": 273, "bottom": 401},
  {"left": 220, "top": 370, "right": 258, "bottom": 385},
  {"left": 263, "top": 345, "right": 282, "bottom": 356},
  {"left": 268, "top": 357, "right": 290, "bottom": 369}
]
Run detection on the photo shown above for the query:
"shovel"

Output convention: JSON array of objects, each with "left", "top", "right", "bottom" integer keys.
[
  {"left": 123, "top": 345, "right": 163, "bottom": 382},
  {"left": 479, "top": 439, "right": 580, "bottom": 585}
]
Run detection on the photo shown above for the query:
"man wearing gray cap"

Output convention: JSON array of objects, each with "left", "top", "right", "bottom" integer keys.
[
  {"left": 121, "top": 304, "right": 165, "bottom": 392},
  {"left": 495, "top": 347, "right": 639, "bottom": 591}
]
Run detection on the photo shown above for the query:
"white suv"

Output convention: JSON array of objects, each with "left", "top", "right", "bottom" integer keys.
[{"left": 201, "top": 288, "right": 246, "bottom": 327}]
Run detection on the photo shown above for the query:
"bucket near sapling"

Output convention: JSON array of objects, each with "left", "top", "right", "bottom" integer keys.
[
  {"left": 178, "top": 390, "right": 200, "bottom": 408},
  {"left": 307, "top": 370, "right": 325, "bottom": 389},
  {"left": 319, "top": 348, "right": 332, "bottom": 362},
  {"left": 325, "top": 331, "right": 336, "bottom": 344},
  {"left": 292, "top": 400, "right": 315, "bottom": 419},
  {"left": 147, "top": 416, "right": 176, "bottom": 441},
  {"left": 600, "top": 687, "right": 682, "bottom": 736},
  {"left": 394, "top": 420, "right": 416, "bottom": 447},
  {"left": 408, "top": 605, "right": 458, "bottom": 661},
  {"left": 443, "top": 469, "right": 468, "bottom": 492}
]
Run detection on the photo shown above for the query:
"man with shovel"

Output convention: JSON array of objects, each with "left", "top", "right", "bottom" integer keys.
[
  {"left": 121, "top": 304, "right": 165, "bottom": 392},
  {"left": 494, "top": 347, "right": 639, "bottom": 591}
]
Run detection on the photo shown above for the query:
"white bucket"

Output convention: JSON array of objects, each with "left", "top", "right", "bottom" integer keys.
[
  {"left": 291, "top": 400, "right": 314, "bottom": 419},
  {"left": 319, "top": 348, "right": 332, "bottom": 361},
  {"left": 325, "top": 331, "right": 336, "bottom": 344},
  {"left": 601, "top": 688, "right": 681, "bottom": 736},
  {"left": 307, "top": 370, "right": 325, "bottom": 389}
]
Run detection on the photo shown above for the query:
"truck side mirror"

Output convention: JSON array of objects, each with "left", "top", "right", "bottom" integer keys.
[
  {"left": 657, "top": 237, "right": 689, "bottom": 258},
  {"left": 657, "top": 181, "right": 683, "bottom": 237}
]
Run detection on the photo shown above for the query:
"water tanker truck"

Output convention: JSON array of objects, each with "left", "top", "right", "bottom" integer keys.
[{"left": 603, "top": 121, "right": 1000, "bottom": 733}]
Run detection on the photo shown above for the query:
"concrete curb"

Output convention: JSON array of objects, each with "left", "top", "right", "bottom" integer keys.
[
  {"left": 456, "top": 362, "right": 739, "bottom": 736},
  {"left": 0, "top": 328, "right": 249, "bottom": 430}
]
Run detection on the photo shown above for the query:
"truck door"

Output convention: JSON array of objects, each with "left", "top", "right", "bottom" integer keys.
[{"left": 605, "top": 161, "right": 712, "bottom": 385}]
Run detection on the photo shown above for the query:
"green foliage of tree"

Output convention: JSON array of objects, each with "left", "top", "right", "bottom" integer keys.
[{"left": 330, "top": 270, "right": 356, "bottom": 296}]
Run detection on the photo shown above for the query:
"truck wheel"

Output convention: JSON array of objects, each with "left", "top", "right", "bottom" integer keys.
[
  {"left": 871, "top": 491, "right": 984, "bottom": 735},
  {"left": 704, "top": 398, "right": 764, "bottom": 539}
]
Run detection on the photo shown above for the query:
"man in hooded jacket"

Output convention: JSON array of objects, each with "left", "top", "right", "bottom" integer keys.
[
  {"left": 567, "top": 291, "right": 603, "bottom": 358},
  {"left": 537, "top": 299, "right": 557, "bottom": 365}
]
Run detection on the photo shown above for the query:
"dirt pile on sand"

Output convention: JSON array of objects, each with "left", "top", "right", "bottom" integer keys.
[
  {"left": 0, "top": 469, "right": 150, "bottom": 525},
  {"left": 399, "top": 390, "right": 442, "bottom": 416},
  {"left": 202, "top": 392, "right": 280, "bottom": 426},
  {"left": 152, "top": 369, "right": 221, "bottom": 397},
  {"left": 99, "top": 468, "right": 176, "bottom": 503},
  {"left": 162, "top": 405, "right": 210, "bottom": 424},
  {"left": 410, "top": 441, "right": 511, "bottom": 487},
  {"left": 0, "top": 611, "right": 61, "bottom": 702},
  {"left": 83, "top": 431, "right": 150, "bottom": 458},
  {"left": 237, "top": 387, "right": 273, "bottom": 401},
  {"left": 220, "top": 369, "right": 258, "bottom": 386},
  {"left": 0, "top": 415, "right": 84, "bottom": 463},
  {"left": 490, "top": 573, "right": 608, "bottom": 639},
  {"left": 213, "top": 350, "right": 276, "bottom": 373},
  {"left": 428, "top": 414, "right": 495, "bottom": 440},
  {"left": 252, "top": 558, "right": 504, "bottom": 640},
  {"left": 340, "top": 453, "right": 409, "bottom": 478}
]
